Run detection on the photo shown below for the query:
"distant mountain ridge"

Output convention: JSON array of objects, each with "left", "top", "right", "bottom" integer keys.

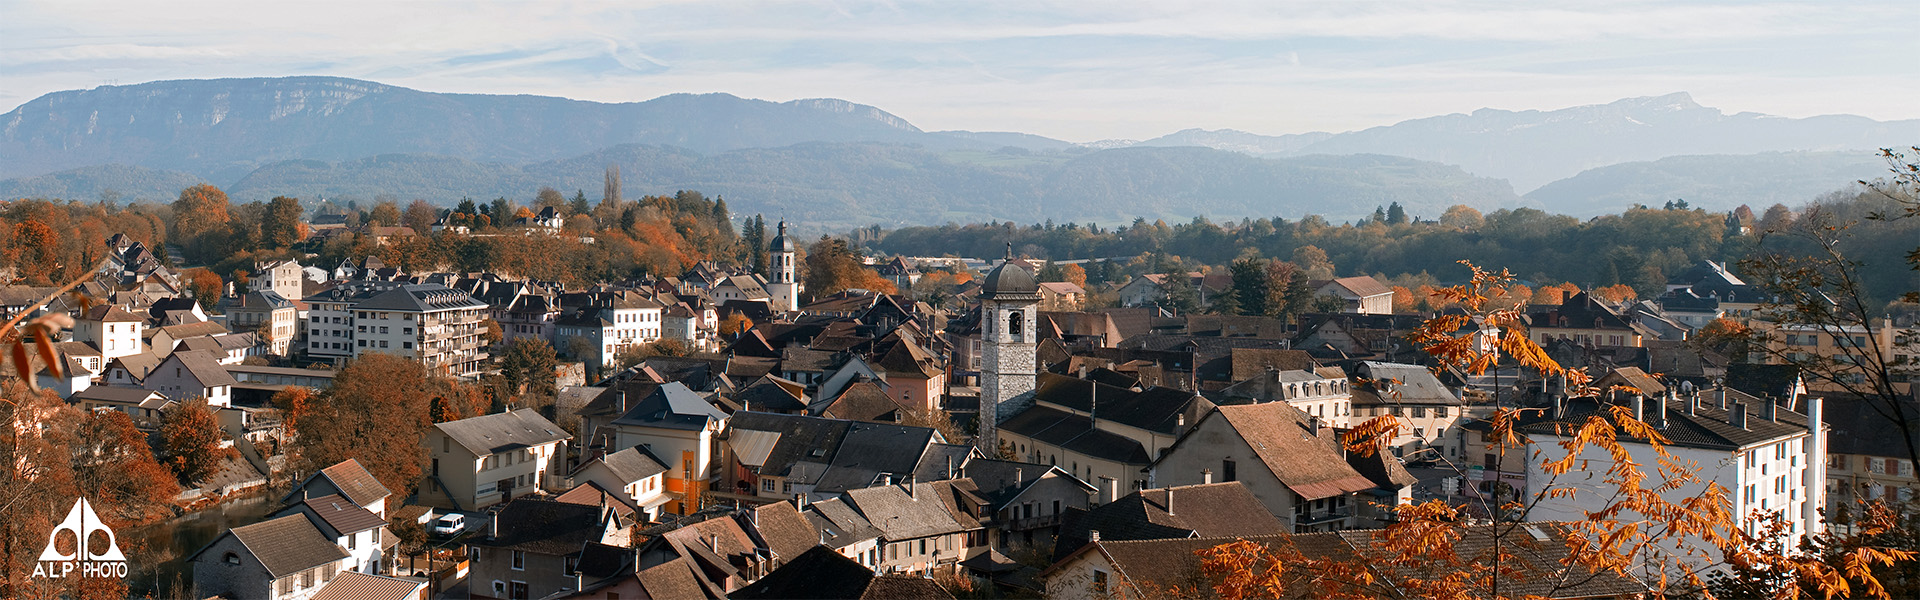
[
  {"left": 1102, "top": 93, "right": 1920, "bottom": 191},
  {"left": 2, "top": 76, "right": 1910, "bottom": 225},
  {"left": 0, "top": 76, "right": 965, "bottom": 183}
]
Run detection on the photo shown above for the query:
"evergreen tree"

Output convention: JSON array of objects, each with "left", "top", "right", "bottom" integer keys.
[
  {"left": 1386, "top": 202, "right": 1407, "bottom": 225},
  {"left": 1159, "top": 270, "right": 1200, "bottom": 315},
  {"left": 1373, "top": 205, "right": 1387, "bottom": 222},
  {"left": 570, "top": 190, "right": 591, "bottom": 215},
  {"left": 1229, "top": 257, "right": 1271, "bottom": 316}
]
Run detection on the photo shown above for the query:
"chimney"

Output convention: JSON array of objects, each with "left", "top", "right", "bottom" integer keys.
[
  {"left": 1730, "top": 402, "right": 1748, "bottom": 429},
  {"left": 1089, "top": 530, "right": 1101, "bottom": 542},
  {"left": 945, "top": 455, "right": 954, "bottom": 480},
  {"left": 1716, "top": 387, "right": 1728, "bottom": 410},
  {"left": 1685, "top": 392, "right": 1698, "bottom": 416},
  {"left": 1562, "top": 289, "right": 1572, "bottom": 304},
  {"left": 1552, "top": 394, "right": 1566, "bottom": 419},
  {"left": 1309, "top": 416, "right": 1322, "bottom": 436},
  {"left": 1763, "top": 397, "right": 1779, "bottom": 422},
  {"left": 575, "top": 572, "right": 583, "bottom": 592},
  {"left": 709, "top": 534, "right": 719, "bottom": 552},
  {"left": 796, "top": 494, "right": 807, "bottom": 510},
  {"left": 1015, "top": 468, "right": 1023, "bottom": 488},
  {"left": 1166, "top": 488, "right": 1174, "bottom": 515},
  {"left": 1656, "top": 392, "right": 1670, "bottom": 428},
  {"left": 1202, "top": 468, "right": 1213, "bottom": 485},
  {"left": 490, "top": 514, "right": 499, "bottom": 539},
  {"left": 1629, "top": 394, "right": 1644, "bottom": 423}
]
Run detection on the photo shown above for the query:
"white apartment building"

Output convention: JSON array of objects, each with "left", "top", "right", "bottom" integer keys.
[
  {"left": 1522, "top": 389, "right": 1823, "bottom": 561},
  {"left": 302, "top": 282, "right": 490, "bottom": 378},
  {"left": 555, "top": 290, "right": 665, "bottom": 367}
]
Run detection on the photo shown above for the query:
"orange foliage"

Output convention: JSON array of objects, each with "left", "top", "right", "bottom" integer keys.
[
  {"left": 1591, "top": 284, "right": 1637, "bottom": 304},
  {"left": 1059, "top": 263, "right": 1087, "bottom": 287}
]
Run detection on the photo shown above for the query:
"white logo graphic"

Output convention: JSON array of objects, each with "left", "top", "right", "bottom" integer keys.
[{"left": 33, "top": 498, "right": 129, "bottom": 579}]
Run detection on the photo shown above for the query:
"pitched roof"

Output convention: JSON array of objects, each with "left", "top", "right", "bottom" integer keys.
[
  {"left": 160, "top": 350, "right": 239, "bottom": 389},
  {"left": 730, "top": 546, "right": 888, "bottom": 600},
  {"left": 1517, "top": 391, "right": 1810, "bottom": 451},
  {"left": 750, "top": 501, "right": 820, "bottom": 561},
  {"left": 609, "top": 382, "right": 727, "bottom": 431},
  {"left": 81, "top": 305, "right": 143, "bottom": 322},
  {"left": 288, "top": 494, "right": 387, "bottom": 535},
  {"left": 736, "top": 375, "right": 811, "bottom": 413},
  {"left": 842, "top": 483, "right": 971, "bottom": 540},
  {"left": 552, "top": 480, "right": 639, "bottom": 518},
  {"left": 215, "top": 513, "right": 350, "bottom": 578},
  {"left": 806, "top": 497, "right": 885, "bottom": 548},
  {"left": 1324, "top": 276, "right": 1392, "bottom": 298},
  {"left": 583, "top": 445, "right": 668, "bottom": 483},
  {"left": 434, "top": 409, "right": 570, "bottom": 456},
  {"left": 472, "top": 498, "right": 609, "bottom": 555},
  {"left": 309, "top": 571, "right": 425, "bottom": 600},
  {"left": 1000, "top": 405, "right": 1153, "bottom": 464},
  {"left": 819, "top": 380, "right": 906, "bottom": 423},
  {"left": 634, "top": 557, "right": 709, "bottom": 600},
  {"left": 1351, "top": 361, "right": 1459, "bottom": 406},
  {"left": 352, "top": 284, "right": 486, "bottom": 312},
  {"left": 1051, "top": 482, "right": 1284, "bottom": 562},
  {"left": 1207, "top": 403, "right": 1379, "bottom": 500},
  {"left": 315, "top": 458, "right": 393, "bottom": 507}
]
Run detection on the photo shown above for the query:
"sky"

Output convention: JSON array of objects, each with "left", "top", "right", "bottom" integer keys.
[{"left": 5, "top": 0, "right": 1920, "bottom": 143}]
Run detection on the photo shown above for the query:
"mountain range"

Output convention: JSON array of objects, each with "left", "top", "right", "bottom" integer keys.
[{"left": 2, "top": 76, "right": 1912, "bottom": 226}]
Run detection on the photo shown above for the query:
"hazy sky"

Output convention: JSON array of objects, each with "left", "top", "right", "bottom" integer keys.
[{"left": 6, "top": 0, "right": 1918, "bottom": 142}]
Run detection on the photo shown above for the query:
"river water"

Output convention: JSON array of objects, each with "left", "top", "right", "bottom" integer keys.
[{"left": 122, "top": 493, "right": 280, "bottom": 598}]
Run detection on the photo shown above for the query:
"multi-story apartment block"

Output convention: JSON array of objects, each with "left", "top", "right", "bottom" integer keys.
[
  {"left": 220, "top": 291, "right": 297, "bottom": 355},
  {"left": 555, "top": 290, "right": 665, "bottom": 367},
  {"left": 1521, "top": 389, "right": 1823, "bottom": 556},
  {"left": 302, "top": 282, "right": 490, "bottom": 377}
]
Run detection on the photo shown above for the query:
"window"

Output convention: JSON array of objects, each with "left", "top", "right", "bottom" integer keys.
[
  {"left": 763, "top": 479, "right": 776, "bottom": 492},
  {"left": 1093, "top": 570, "right": 1109, "bottom": 595},
  {"left": 279, "top": 577, "right": 292, "bottom": 595},
  {"left": 348, "top": 532, "right": 356, "bottom": 550},
  {"left": 512, "top": 550, "right": 525, "bottom": 570},
  {"left": 1435, "top": 407, "right": 1449, "bottom": 418},
  {"left": 1008, "top": 311, "right": 1023, "bottom": 336},
  {"left": 223, "top": 552, "right": 240, "bottom": 565},
  {"left": 1412, "top": 407, "right": 1426, "bottom": 418},
  {"left": 919, "top": 539, "right": 927, "bottom": 555},
  {"left": 301, "top": 568, "right": 313, "bottom": 588},
  {"left": 1222, "top": 459, "right": 1237, "bottom": 482}
]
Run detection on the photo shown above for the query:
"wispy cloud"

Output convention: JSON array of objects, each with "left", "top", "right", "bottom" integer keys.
[{"left": 2, "top": 0, "right": 1916, "bottom": 141}]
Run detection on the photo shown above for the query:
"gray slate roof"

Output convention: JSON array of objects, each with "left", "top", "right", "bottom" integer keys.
[
  {"left": 213, "top": 513, "right": 349, "bottom": 578},
  {"left": 435, "top": 409, "right": 570, "bottom": 456}
]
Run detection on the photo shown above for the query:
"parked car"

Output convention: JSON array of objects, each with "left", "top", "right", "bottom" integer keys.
[{"left": 433, "top": 513, "right": 467, "bottom": 536}]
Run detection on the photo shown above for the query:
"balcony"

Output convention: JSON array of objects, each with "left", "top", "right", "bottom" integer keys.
[
  {"left": 1294, "top": 509, "right": 1350, "bottom": 527},
  {"left": 1006, "top": 513, "right": 1061, "bottom": 531}
]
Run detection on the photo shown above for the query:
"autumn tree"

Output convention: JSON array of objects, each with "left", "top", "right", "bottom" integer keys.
[
  {"left": 1291, "top": 244, "right": 1334, "bottom": 279},
  {"left": 535, "top": 187, "right": 567, "bottom": 210},
  {"left": 285, "top": 353, "right": 436, "bottom": 503},
  {"left": 1440, "top": 204, "right": 1484, "bottom": 230},
  {"left": 0, "top": 382, "right": 81, "bottom": 598},
  {"left": 260, "top": 196, "right": 305, "bottom": 248},
  {"left": 171, "top": 183, "right": 232, "bottom": 244},
  {"left": 159, "top": 396, "right": 236, "bottom": 485},
  {"left": 403, "top": 199, "right": 437, "bottom": 235},
  {"left": 9, "top": 218, "right": 63, "bottom": 284},
  {"left": 73, "top": 409, "right": 180, "bottom": 525},
  {"left": 803, "top": 236, "right": 896, "bottom": 301},
  {"left": 367, "top": 200, "right": 402, "bottom": 227}
]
